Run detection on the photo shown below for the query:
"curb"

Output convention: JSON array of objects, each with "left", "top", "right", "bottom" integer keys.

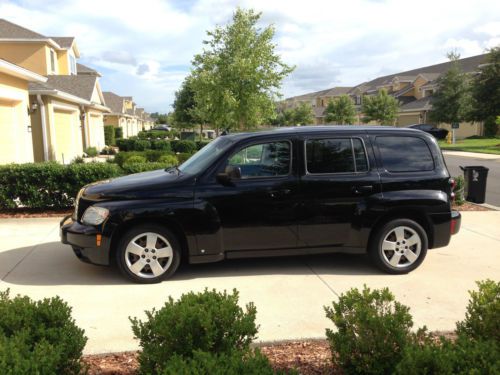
[
  {"left": 442, "top": 151, "right": 500, "bottom": 160},
  {"left": 477, "top": 202, "right": 500, "bottom": 211}
]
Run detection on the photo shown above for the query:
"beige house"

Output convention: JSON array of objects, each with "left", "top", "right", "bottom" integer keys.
[
  {"left": 0, "top": 19, "right": 110, "bottom": 163},
  {"left": 285, "top": 54, "right": 488, "bottom": 138},
  {"left": 0, "top": 59, "right": 47, "bottom": 164},
  {"left": 103, "top": 92, "right": 154, "bottom": 137}
]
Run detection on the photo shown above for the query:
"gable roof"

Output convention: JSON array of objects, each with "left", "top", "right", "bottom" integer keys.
[
  {"left": 102, "top": 91, "right": 125, "bottom": 113},
  {"left": 399, "top": 96, "right": 433, "bottom": 112},
  {"left": 77, "top": 63, "right": 101, "bottom": 77},
  {"left": 50, "top": 36, "right": 74, "bottom": 49},
  {"left": 320, "top": 86, "right": 353, "bottom": 97},
  {"left": 0, "top": 18, "right": 46, "bottom": 39}
]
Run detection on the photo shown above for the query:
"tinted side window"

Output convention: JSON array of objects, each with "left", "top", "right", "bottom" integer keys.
[
  {"left": 228, "top": 141, "right": 291, "bottom": 178},
  {"left": 376, "top": 136, "right": 434, "bottom": 172},
  {"left": 306, "top": 138, "right": 368, "bottom": 174}
]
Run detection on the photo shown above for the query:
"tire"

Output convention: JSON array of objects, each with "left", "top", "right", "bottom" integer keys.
[
  {"left": 115, "top": 224, "right": 181, "bottom": 283},
  {"left": 369, "top": 219, "right": 428, "bottom": 274}
]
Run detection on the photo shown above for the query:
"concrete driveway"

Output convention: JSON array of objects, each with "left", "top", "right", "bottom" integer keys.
[{"left": 1, "top": 212, "right": 499, "bottom": 354}]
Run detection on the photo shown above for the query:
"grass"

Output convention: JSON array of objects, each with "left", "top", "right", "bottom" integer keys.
[{"left": 439, "top": 137, "right": 500, "bottom": 155}]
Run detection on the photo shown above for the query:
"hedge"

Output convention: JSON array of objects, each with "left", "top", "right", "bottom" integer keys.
[
  {"left": 104, "top": 125, "right": 116, "bottom": 146},
  {"left": 0, "top": 163, "right": 122, "bottom": 209},
  {"left": 116, "top": 138, "right": 172, "bottom": 152},
  {"left": 113, "top": 151, "right": 176, "bottom": 167}
]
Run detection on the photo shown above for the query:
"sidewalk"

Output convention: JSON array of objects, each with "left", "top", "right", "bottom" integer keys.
[
  {"left": 0, "top": 212, "right": 499, "bottom": 354},
  {"left": 443, "top": 150, "right": 500, "bottom": 160}
]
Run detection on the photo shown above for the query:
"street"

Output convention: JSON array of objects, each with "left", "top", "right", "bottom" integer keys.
[{"left": 444, "top": 152, "right": 500, "bottom": 206}]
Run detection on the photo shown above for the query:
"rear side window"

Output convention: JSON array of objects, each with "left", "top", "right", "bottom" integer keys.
[
  {"left": 376, "top": 136, "right": 434, "bottom": 172},
  {"left": 306, "top": 138, "right": 369, "bottom": 174}
]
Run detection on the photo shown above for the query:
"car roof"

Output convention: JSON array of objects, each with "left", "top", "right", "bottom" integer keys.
[{"left": 223, "top": 125, "right": 425, "bottom": 140}]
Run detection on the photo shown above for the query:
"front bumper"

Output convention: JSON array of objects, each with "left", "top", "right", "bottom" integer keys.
[{"left": 60, "top": 215, "right": 110, "bottom": 265}]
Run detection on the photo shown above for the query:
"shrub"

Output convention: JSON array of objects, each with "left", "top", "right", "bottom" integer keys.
[
  {"left": 113, "top": 151, "right": 173, "bottom": 166},
  {"left": 100, "top": 146, "right": 117, "bottom": 155},
  {"left": 71, "top": 156, "right": 84, "bottom": 164},
  {"left": 177, "top": 152, "right": 193, "bottom": 164},
  {"left": 484, "top": 116, "right": 499, "bottom": 137},
  {"left": 0, "top": 290, "right": 86, "bottom": 375},
  {"left": 453, "top": 175, "right": 465, "bottom": 205},
  {"left": 395, "top": 336, "right": 499, "bottom": 374},
  {"left": 324, "top": 285, "right": 414, "bottom": 374},
  {"left": 151, "top": 140, "right": 172, "bottom": 152},
  {"left": 171, "top": 140, "right": 196, "bottom": 154},
  {"left": 158, "top": 154, "right": 178, "bottom": 166},
  {"left": 124, "top": 155, "right": 147, "bottom": 164},
  {"left": 130, "top": 289, "right": 258, "bottom": 375},
  {"left": 120, "top": 162, "right": 167, "bottom": 174},
  {"left": 456, "top": 279, "right": 499, "bottom": 341},
  {"left": 104, "top": 125, "right": 116, "bottom": 146},
  {"left": 138, "top": 130, "right": 169, "bottom": 140},
  {"left": 114, "top": 127, "right": 123, "bottom": 140},
  {"left": 0, "top": 162, "right": 122, "bottom": 209},
  {"left": 196, "top": 140, "right": 211, "bottom": 150},
  {"left": 160, "top": 350, "right": 281, "bottom": 375},
  {"left": 84, "top": 147, "right": 98, "bottom": 157}
]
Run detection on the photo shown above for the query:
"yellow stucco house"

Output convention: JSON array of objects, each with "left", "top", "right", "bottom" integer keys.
[
  {"left": 0, "top": 19, "right": 110, "bottom": 163},
  {"left": 0, "top": 58, "right": 47, "bottom": 164}
]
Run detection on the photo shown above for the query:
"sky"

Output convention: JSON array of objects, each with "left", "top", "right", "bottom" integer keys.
[{"left": 2, "top": 0, "right": 499, "bottom": 113}]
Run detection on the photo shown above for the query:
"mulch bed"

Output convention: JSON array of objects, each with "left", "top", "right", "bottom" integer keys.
[
  {"left": 453, "top": 202, "right": 491, "bottom": 211},
  {"left": 84, "top": 333, "right": 457, "bottom": 375}
]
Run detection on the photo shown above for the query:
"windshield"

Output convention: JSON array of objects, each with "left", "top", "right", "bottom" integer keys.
[{"left": 178, "top": 136, "right": 235, "bottom": 175}]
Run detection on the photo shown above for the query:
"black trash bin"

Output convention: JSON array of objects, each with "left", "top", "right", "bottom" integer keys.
[{"left": 460, "top": 166, "right": 489, "bottom": 204}]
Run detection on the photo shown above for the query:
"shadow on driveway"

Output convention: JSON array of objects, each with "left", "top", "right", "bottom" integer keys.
[{"left": 0, "top": 241, "right": 382, "bottom": 286}]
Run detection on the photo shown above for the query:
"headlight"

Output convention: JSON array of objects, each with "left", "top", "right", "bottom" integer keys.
[{"left": 82, "top": 206, "right": 109, "bottom": 226}]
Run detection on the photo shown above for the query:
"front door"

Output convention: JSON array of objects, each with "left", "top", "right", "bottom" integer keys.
[
  {"left": 196, "top": 139, "right": 300, "bottom": 252},
  {"left": 298, "top": 135, "right": 380, "bottom": 248}
]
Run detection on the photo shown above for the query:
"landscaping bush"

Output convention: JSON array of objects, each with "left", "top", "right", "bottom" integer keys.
[
  {"left": 120, "top": 162, "right": 169, "bottom": 174},
  {"left": 484, "top": 116, "right": 499, "bottom": 137},
  {"left": 100, "top": 146, "right": 117, "bottom": 156},
  {"left": 151, "top": 140, "right": 172, "bottom": 152},
  {"left": 171, "top": 140, "right": 196, "bottom": 154},
  {"left": 195, "top": 140, "right": 211, "bottom": 150},
  {"left": 130, "top": 289, "right": 258, "bottom": 375},
  {"left": 324, "top": 285, "right": 414, "bottom": 375},
  {"left": 160, "top": 349, "right": 281, "bottom": 375},
  {"left": 177, "top": 152, "right": 193, "bottom": 164},
  {"left": 0, "top": 290, "right": 86, "bottom": 375},
  {"left": 138, "top": 130, "right": 169, "bottom": 140},
  {"left": 104, "top": 125, "right": 116, "bottom": 146},
  {"left": 0, "top": 162, "right": 122, "bottom": 209},
  {"left": 395, "top": 336, "right": 499, "bottom": 374},
  {"left": 124, "top": 155, "right": 147, "bottom": 164},
  {"left": 158, "top": 154, "right": 178, "bottom": 166},
  {"left": 456, "top": 279, "right": 499, "bottom": 341},
  {"left": 114, "top": 127, "right": 123, "bottom": 140},
  {"left": 84, "top": 147, "right": 98, "bottom": 157},
  {"left": 453, "top": 175, "right": 465, "bottom": 205},
  {"left": 113, "top": 151, "right": 173, "bottom": 167}
]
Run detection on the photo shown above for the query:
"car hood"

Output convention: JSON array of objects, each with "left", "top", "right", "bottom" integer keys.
[{"left": 82, "top": 169, "right": 195, "bottom": 200}]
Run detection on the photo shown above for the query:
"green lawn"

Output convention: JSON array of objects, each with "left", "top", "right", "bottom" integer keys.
[{"left": 438, "top": 137, "right": 500, "bottom": 155}]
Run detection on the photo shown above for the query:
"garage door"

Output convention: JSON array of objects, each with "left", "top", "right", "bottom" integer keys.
[
  {"left": 0, "top": 101, "right": 16, "bottom": 164},
  {"left": 54, "top": 109, "right": 82, "bottom": 164},
  {"left": 397, "top": 113, "right": 421, "bottom": 127}
]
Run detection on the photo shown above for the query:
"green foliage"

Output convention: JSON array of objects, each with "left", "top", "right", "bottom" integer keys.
[
  {"left": 325, "top": 95, "right": 357, "bottom": 124},
  {"left": 324, "top": 285, "right": 414, "bottom": 374},
  {"left": 116, "top": 137, "right": 172, "bottom": 152},
  {"left": 173, "top": 77, "right": 200, "bottom": 127},
  {"left": 361, "top": 89, "right": 400, "bottom": 125},
  {"left": 160, "top": 349, "right": 282, "bottom": 375},
  {"left": 177, "top": 152, "right": 194, "bottom": 164},
  {"left": 138, "top": 130, "right": 170, "bottom": 140},
  {"left": 158, "top": 154, "right": 178, "bottom": 166},
  {"left": 120, "top": 162, "right": 168, "bottom": 174},
  {"left": 100, "top": 146, "right": 117, "bottom": 155},
  {"left": 171, "top": 140, "right": 197, "bottom": 154},
  {"left": 195, "top": 140, "right": 211, "bottom": 150},
  {"left": 84, "top": 147, "right": 98, "bottom": 157},
  {"left": 395, "top": 336, "right": 499, "bottom": 375},
  {"left": 113, "top": 151, "right": 173, "bottom": 167},
  {"left": 291, "top": 102, "right": 314, "bottom": 125},
  {"left": 0, "top": 289, "right": 86, "bottom": 375},
  {"left": 484, "top": 116, "right": 499, "bottom": 137},
  {"left": 191, "top": 8, "right": 294, "bottom": 132},
  {"left": 104, "top": 125, "right": 116, "bottom": 146},
  {"left": 124, "top": 155, "right": 147, "bottom": 164},
  {"left": 456, "top": 279, "right": 499, "bottom": 341},
  {"left": 130, "top": 289, "right": 258, "bottom": 375},
  {"left": 470, "top": 47, "right": 500, "bottom": 123},
  {"left": 0, "top": 162, "right": 122, "bottom": 209},
  {"left": 430, "top": 52, "right": 472, "bottom": 125},
  {"left": 114, "top": 127, "right": 123, "bottom": 140},
  {"left": 453, "top": 175, "right": 465, "bottom": 205}
]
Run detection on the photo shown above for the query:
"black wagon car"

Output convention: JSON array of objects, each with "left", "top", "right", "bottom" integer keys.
[
  {"left": 407, "top": 124, "right": 449, "bottom": 140},
  {"left": 61, "top": 126, "right": 461, "bottom": 283}
]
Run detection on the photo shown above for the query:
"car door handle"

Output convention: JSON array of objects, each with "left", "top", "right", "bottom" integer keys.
[
  {"left": 268, "top": 189, "right": 291, "bottom": 198},
  {"left": 352, "top": 185, "right": 373, "bottom": 195}
]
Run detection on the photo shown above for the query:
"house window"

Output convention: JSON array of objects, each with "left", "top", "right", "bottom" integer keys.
[
  {"left": 50, "top": 49, "right": 57, "bottom": 73},
  {"left": 69, "top": 54, "right": 77, "bottom": 75},
  {"left": 423, "top": 89, "right": 434, "bottom": 97}
]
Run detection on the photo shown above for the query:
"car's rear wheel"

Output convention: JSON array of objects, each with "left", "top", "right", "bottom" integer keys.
[
  {"left": 116, "top": 224, "right": 180, "bottom": 283},
  {"left": 369, "top": 218, "right": 428, "bottom": 274}
]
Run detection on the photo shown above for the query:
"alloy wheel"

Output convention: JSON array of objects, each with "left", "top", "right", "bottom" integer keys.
[
  {"left": 124, "top": 232, "right": 173, "bottom": 279},
  {"left": 381, "top": 225, "right": 422, "bottom": 268}
]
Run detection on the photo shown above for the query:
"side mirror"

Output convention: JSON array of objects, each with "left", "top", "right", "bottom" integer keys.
[{"left": 216, "top": 165, "right": 241, "bottom": 185}]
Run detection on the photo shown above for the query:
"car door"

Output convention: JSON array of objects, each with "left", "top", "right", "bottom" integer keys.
[
  {"left": 195, "top": 137, "right": 300, "bottom": 252},
  {"left": 298, "top": 134, "right": 381, "bottom": 248}
]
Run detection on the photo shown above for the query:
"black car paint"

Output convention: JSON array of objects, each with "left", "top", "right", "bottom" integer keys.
[{"left": 61, "top": 126, "right": 459, "bottom": 267}]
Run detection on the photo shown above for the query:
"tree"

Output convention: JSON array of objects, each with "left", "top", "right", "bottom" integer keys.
[
  {"left": 172, "top": 77, "right": 198, "bottom": 128},
  {"left": 361, "top": 89, "right": 400, "bottom": 125},
  {"left": 150, "top": 112, "right": 170, "bottom": 125},
  {"left": 292, "top": 102, "right": 314, "bottom": 125},
  {"left": 191, "top": 8, "right": 294, "bottom": 133},
  {"left": 429, "top": 52, "right": 472, "bottom": 126},
  {"left": 469, "top": 46, "right": 500, "bottom": 136},
  {"left": 325, "top": 95, "right": 357, "bottom": 124}
]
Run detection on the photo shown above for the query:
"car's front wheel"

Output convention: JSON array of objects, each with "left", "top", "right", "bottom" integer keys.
[
  {"left": 369, "top": 219, "right": 428, "bottom": 274},
  {"left": 116, "top": 224, "right": 180, "bottom": 283}
]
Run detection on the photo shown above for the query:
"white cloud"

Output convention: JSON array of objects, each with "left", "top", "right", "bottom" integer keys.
[{"left": 1, "top": 0, "right": 499, "bottom": 111}]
